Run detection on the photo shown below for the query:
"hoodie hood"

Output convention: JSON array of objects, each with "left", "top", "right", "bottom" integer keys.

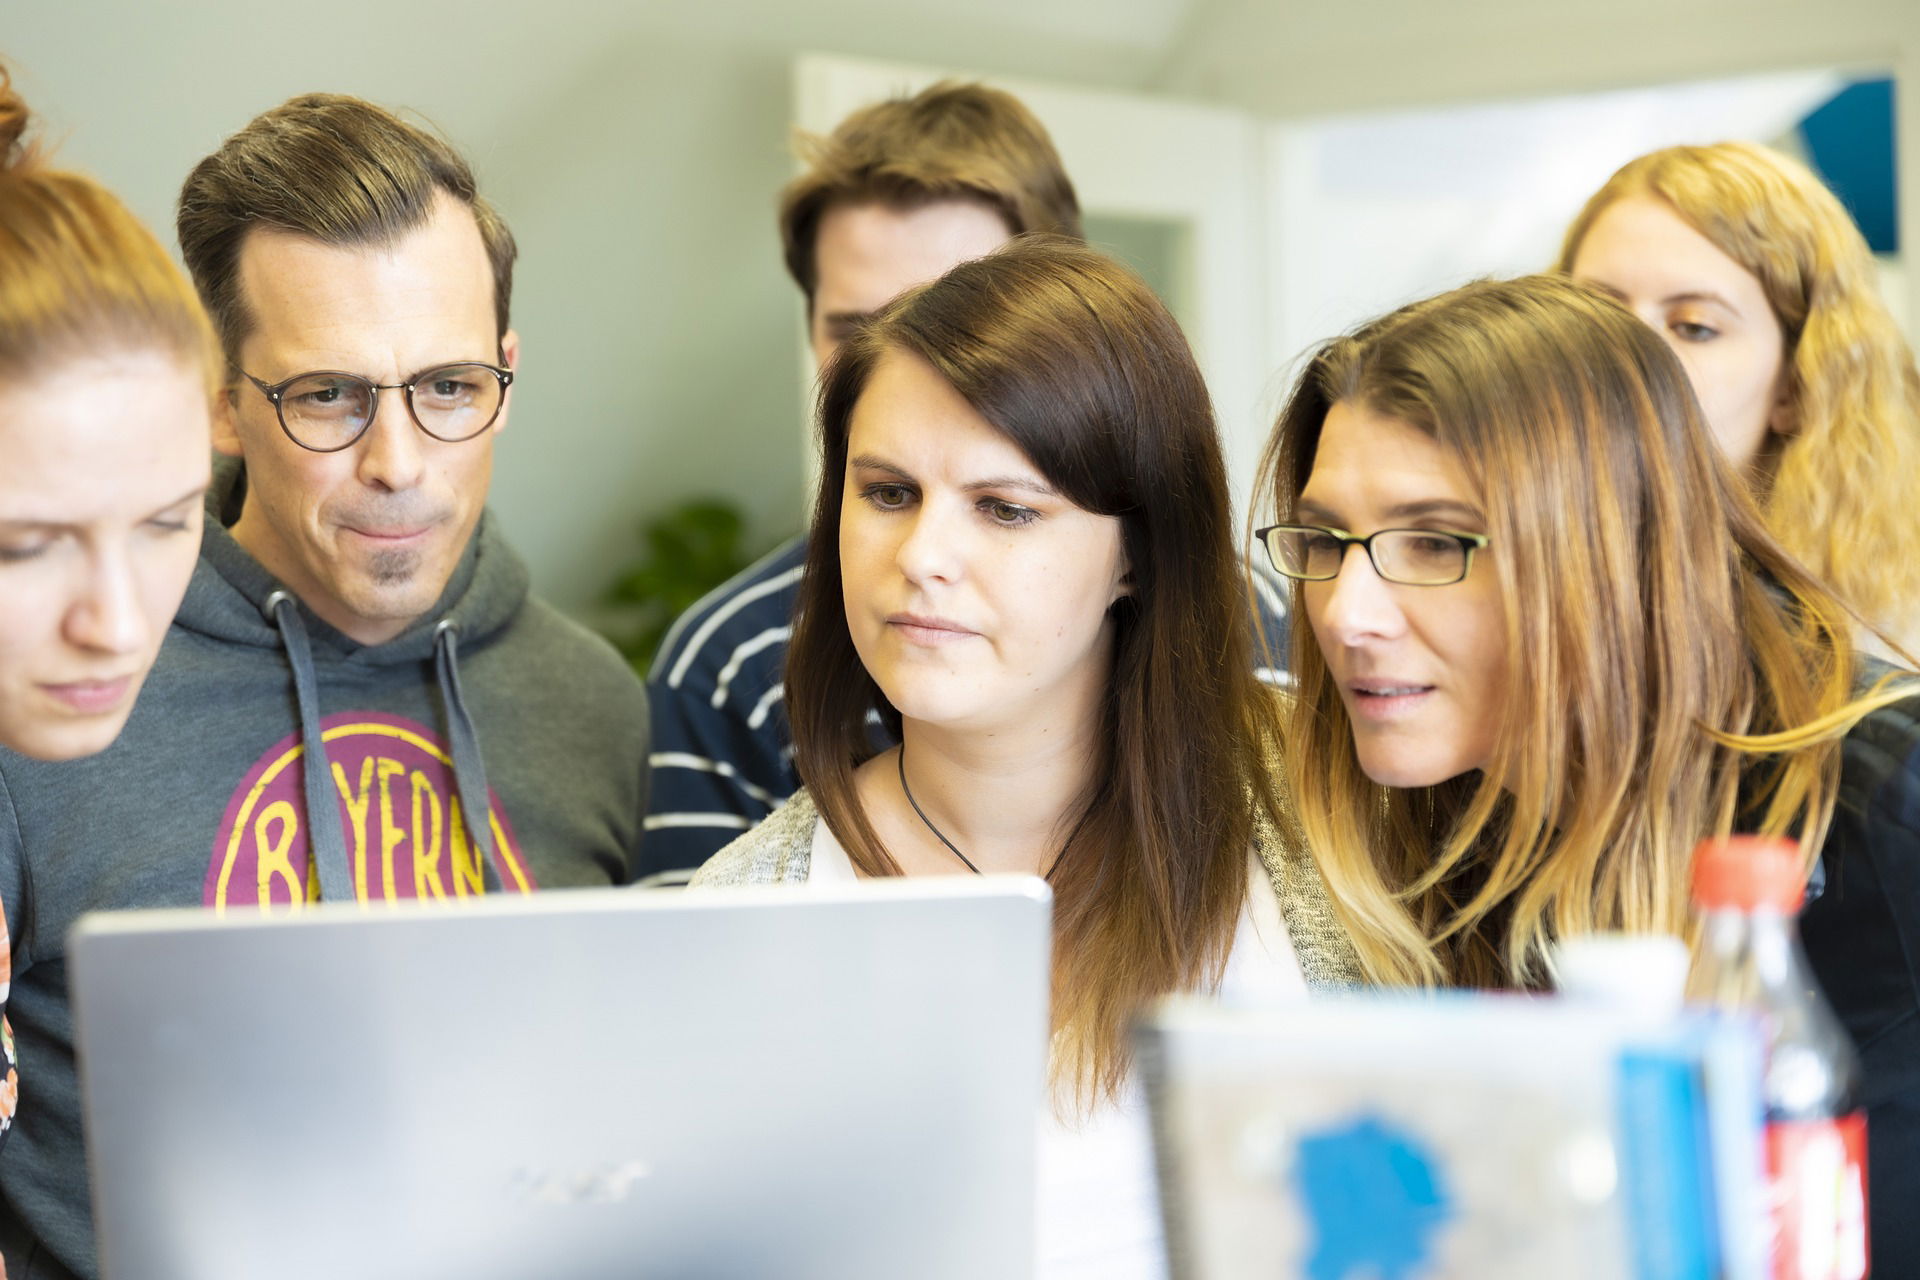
[
  {"left": 176, "top": 454, "right": 530, "bottom": 664},
  {"left": 171, "top": 453, "right": 528, "bottom": 899}
]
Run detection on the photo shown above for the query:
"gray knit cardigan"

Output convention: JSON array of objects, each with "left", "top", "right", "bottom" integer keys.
[{"left": 690, "top": 787, "right": 1365, "bottom": 990}]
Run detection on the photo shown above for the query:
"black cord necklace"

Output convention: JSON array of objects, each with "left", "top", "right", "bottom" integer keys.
[
  {"left": 896, "top": 743, "right": 1074, "bottom": 883},
  {"left": 898, "top": 743, "right": 984, "bottom": 874}
]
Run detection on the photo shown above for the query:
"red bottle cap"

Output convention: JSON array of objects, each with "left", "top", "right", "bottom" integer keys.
[{"left": 1690, "top": 835, "right": 1807, "bottom": 912}]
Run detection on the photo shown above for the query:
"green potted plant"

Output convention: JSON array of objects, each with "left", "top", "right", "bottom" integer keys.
[{"left": 599, "top": 497, "right": 776, "bottom": 675}]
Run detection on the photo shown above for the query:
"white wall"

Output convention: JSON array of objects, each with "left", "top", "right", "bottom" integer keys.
[
  {"left": 4, "top": 1, "right": 1170, "bottom": 620},
  {"left": 9, "top": 0, "right": 1915, "bottom": 618},
  {"left": 1261, "top": 70, "right": 1876, "bottom": 402},
  {"left": 1158, "top": 0, "right": 1920, "bottom": 333}
]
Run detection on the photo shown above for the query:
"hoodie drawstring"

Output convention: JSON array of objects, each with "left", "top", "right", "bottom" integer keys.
[
  {"left": 433, "top": 619, "right": 504, "bottom": 894},
  {"left": 263, "top": 592, "right": 506, "bottom": 901},
  {"left": 263, "top": 590, "right": 356, "bottom": 903}
]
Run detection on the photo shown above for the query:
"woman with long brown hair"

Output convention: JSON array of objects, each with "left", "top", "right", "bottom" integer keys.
[
  {"left": 694, "top": 237, "right": 1357, "bottom": 1276},
  {"left": 1559, "top": 141, "right": 1920, "bottom": 652},
  {"left": 1261, "top": 272, "right": 1919, "bottom": 1272}
]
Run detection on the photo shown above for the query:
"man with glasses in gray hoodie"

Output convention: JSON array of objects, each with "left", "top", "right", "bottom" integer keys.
[{"left": 0, "top": 93, "right": 649, "bottom": 1280}]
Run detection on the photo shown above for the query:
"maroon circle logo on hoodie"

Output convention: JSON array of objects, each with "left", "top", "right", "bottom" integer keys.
[{"left": 205, "top": 711, "right": 535, "bottom": 911}]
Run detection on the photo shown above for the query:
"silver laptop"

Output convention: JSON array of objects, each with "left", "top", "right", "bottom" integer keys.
[
  {"left": 69, "top": 877, "right": 1052, "bottom": 1280},
  {"left": 1139, "top": 995, "right": 1751, "bottom": 1280}
]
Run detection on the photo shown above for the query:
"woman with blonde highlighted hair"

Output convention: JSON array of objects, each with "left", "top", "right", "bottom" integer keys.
[
  {"left": 0, "top": 68, "right": 220, "bottom": 1161},
  {"left": 1560, "top": 140, "right": 1920, "bottom": 650},
  {"left": 1261, "top": 273, "right": 1920, "bottom": 1272}
]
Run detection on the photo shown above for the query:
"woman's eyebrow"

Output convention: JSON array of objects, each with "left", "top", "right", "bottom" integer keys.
[
  {"left": 0, "top": 482, "right": 209, "bottom": 531},
  {"left": 1381, "top": 499, "right": 1485, "bottom": 523},
  {"left": 849, "top": 455, "right": 1059, "bottom": 498},
  {"left": 964, "top": 475, "right": 1057, "bottom": 498},
  {"left": 1660, "top": 289, "right": 1739, "bottom": 311},
  {"left": 1585, "top": 282, "right": 1740, "bottom": 315},
  {"left": 847, "top": 454, "right": 914, "bottom": 481},
  {"left": 1293, "top": 497, "right": 1484, "bottom": 525},
  {"left": 145, "top": 483, "right": 210, "bottom": 520}
]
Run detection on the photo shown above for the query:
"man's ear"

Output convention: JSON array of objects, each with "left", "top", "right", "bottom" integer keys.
[
  {"left": 494, "top": 329, "right": 521, "bottom": 437},
  {"left": 211, "top": 384, "right": 245, "bottom": 458}
]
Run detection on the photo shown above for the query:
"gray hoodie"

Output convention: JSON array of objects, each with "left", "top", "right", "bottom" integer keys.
[{"left": 0, "top": 459, "right": 649, "bottom": 1279}]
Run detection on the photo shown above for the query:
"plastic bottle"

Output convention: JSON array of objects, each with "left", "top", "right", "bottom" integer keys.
[{"left": 1686, "top": 835, "right": 1868, "bottom": 1280}]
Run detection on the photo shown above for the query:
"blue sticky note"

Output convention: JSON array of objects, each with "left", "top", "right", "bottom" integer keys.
[{"left": 1293, "top": 1114, "right": 1453, "bottom": 1280}]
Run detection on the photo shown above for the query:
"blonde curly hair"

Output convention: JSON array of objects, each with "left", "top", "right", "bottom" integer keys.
[{"left": 1559, "top": 142, "right": 1920, "bottom": 649}]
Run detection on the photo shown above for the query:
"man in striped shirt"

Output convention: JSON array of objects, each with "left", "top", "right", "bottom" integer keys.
[
  {"left": 642, "top": 82, "right": 1289, "bottom": 877},
  {"left": 639, "top": 83, "right": 1087, "bottom": 878}
]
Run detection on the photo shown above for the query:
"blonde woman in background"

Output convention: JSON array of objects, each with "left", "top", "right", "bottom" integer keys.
[
  {"left": 1260, "top": 274, "right": 1920, "bottom": 1272},
  {"left": 1560, "top": 140, "right": 1920, "bottom": 652},
  {"left": 0, "top": 69, "right": 220, "bottom": 1167}
]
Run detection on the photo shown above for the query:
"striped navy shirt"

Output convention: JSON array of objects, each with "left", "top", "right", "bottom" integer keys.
[{"left": 641, "top": 533, "right": 1293, "bottom": 877}]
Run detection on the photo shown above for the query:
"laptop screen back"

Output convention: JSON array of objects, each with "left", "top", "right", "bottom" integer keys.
[{"left": 70, "top": 878, "right": 1051, "bottom": 1280}]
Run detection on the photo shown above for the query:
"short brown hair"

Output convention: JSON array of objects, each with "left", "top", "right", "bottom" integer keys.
[
  {"left": 0, "top": 66, "right": 219, "bottom": 391},
  {"left": 777, "top": 81, "right": 1083, "bottom": 303},
  {"left": 177, "top": 93, "right": 517, "bottom": 362}
]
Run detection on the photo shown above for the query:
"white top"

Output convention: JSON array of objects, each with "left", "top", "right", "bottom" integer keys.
[{"left": 809, "top": 819, "right": 1308, "bottom": 1280}]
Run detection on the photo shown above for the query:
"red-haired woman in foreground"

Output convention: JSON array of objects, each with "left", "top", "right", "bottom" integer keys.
[{"left": 0, "top": 68, "right": 219, "bottom": 1170}]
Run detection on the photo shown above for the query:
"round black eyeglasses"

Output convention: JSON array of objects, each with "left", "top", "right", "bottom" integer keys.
[{"left": 236, "top": 362, "right": 514, "bottom": 453}]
